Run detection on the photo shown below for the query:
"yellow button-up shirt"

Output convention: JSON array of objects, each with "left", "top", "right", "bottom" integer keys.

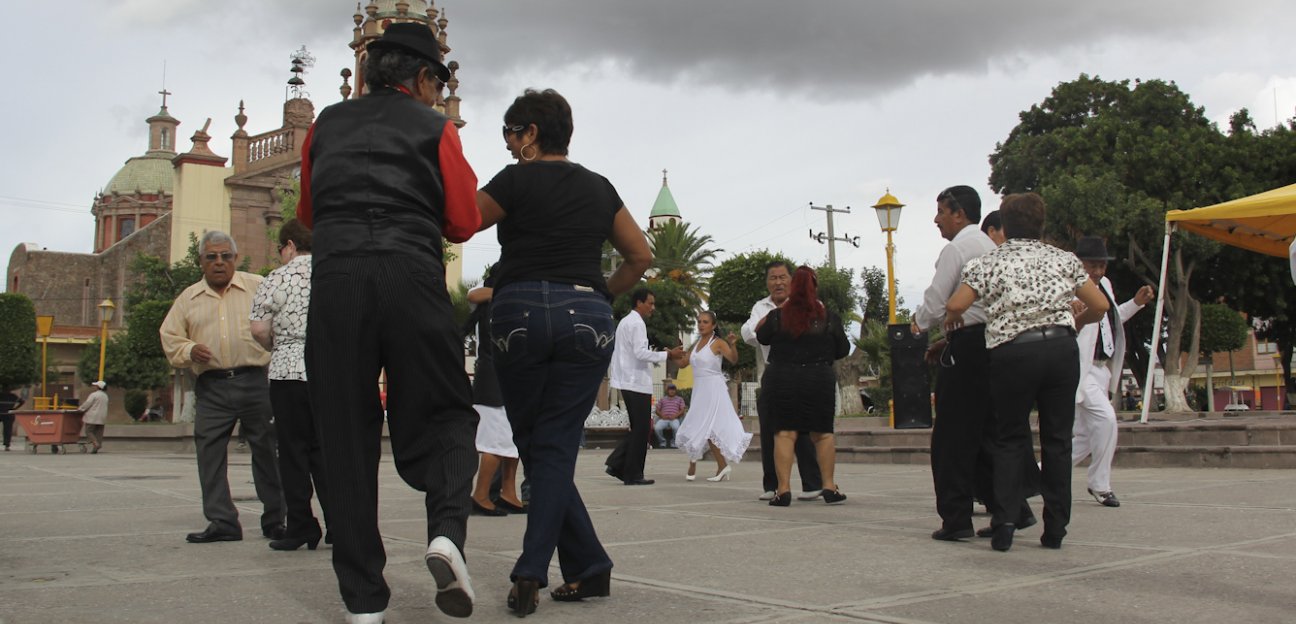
[{"left": 160, "top": 272, "right": 271, "bottom": 375}]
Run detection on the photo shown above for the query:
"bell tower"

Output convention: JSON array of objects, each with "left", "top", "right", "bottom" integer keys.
[
  {"left": 147, "top": 89, "right": 181, "bottom": 154},
  {"left": 343, "top": 0, "right": 465, "bottom": 127}
]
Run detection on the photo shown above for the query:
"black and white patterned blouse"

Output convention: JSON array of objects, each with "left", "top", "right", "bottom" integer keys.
[
  {"left": 960, "top": 239, "right": 1089, "bottom": 349},
  {"left": 250, "top": 254, "right": 311, "bottom": 381}
]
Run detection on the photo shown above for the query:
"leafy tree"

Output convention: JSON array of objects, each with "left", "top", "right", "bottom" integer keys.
[
  {"left": 989, "top": 75, "right": 1236, "bottom": 411},
  {"left": 77, "top": 300, "right": 171, "bottom": 392},
  {"left": 708, "top": 250, "right": 795, "bottom": 380},
  {"left": 0, "top": 293, "right": 39, "bottom": 392},
  {"left": 126, "top": 234, "right": 203, "bottom": 308}
]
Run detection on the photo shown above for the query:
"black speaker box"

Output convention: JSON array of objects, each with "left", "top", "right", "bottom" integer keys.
[{"left": 888, "top": 323, "right": 933, "bottom": 429}]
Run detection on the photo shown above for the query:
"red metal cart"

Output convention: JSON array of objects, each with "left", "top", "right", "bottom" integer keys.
[{"left": 14, "top": 410, "right": 87, "bottom": 454}]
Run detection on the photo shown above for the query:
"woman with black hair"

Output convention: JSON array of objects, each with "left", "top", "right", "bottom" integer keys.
[
  {"left": 477, "top": 88, "right": 653, "bottom": 617},
  {"left": 756, "top": 266, "right": 851, "bottom": 507}
]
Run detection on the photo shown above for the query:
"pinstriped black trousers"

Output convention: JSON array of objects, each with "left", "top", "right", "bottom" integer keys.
[{"left": 306, "top": 254, "right": 479, "bottom": 614}]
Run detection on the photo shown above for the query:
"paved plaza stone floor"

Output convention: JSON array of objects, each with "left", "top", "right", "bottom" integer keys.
[{"left": 1, "top": 447, "right": 1294, "bottom": 623}]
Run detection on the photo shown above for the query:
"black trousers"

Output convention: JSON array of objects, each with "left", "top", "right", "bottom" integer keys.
[
  {"left": 988, "top": 335, "right": 1079, "bottom": 540},
  {"left": 270, "top": 379, "right": 328, "bottom": 540},
  {"left": 307, "top": 255, "right": 479, "bottom": 614},
  {"left": 1, "top": 414, "right": 13, "bottom": 448},
  {"left": 758, "top": 377, "right": 823, "bottom": 494},
  {"left": 606, "top": 390, "right": 651, "bottom": 481},
  {"left": 932, "top": 326, "right": 1033, "bottom": 531}
]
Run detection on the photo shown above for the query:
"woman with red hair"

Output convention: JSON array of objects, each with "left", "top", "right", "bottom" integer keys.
[{"left": 756, "top": 266, "right": 851, "bottom": 506}]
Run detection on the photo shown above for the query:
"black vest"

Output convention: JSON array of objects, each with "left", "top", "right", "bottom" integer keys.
[{"left": 308, "top": 89, "right": 449, "bottom": 264}]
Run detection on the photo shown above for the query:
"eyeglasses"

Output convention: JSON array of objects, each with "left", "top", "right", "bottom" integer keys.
[
  {"left": 501, "top": 124, "right": 525, "bottom": 138},
  {"left": 277, "top": 243, "right": 289, "bottom": 253},
  {"left": 202, "top": 252, "right": 236, "bottom": 262}
]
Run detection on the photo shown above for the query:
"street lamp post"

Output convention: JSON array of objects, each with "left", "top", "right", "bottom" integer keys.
[
  {"left": 36, "top": 315, "right": 54, "bottom": 399},
  {"left": 97, "top": 299, "right": 116, "bottom": 382},
  {"left": 871, "top": 191, "right": 905, "bottom": 324}
]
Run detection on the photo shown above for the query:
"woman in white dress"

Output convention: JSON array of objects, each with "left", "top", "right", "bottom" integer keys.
[{"left": 674, "top": 311, "right": 753, "bottom": 481}]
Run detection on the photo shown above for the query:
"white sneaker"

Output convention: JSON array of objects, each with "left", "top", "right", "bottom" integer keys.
[
  {"left": 797, "top": 490, "right": 824, "bottom": 501},
  {"left": 425, "top": 536, "right": 475, "bottom": 618},
  {"left": 345, "top": 611, "right": 384, "bottom": 624},
  {"left": 759, "top": 491, "right": 776, "bottom": 501}
]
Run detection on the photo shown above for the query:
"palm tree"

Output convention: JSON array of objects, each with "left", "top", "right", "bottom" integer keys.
[{"left": 648, "top": 220, "right": 721, "bottom": 306}]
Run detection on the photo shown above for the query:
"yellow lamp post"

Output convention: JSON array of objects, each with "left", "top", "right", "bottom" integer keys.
[
  {"left": 871, "top": 191, "right": 905, "bottom": 324},
  {"left": 36, "top": 315, "right": 54, "bottom": 398},
  {"left": 97, "top": 299, "right": 115, "bottom": 382}
]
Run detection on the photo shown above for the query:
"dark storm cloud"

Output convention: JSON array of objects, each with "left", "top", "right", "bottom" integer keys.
[{"left": 137, "top": 0, "right": 1283, "bottom": 95}]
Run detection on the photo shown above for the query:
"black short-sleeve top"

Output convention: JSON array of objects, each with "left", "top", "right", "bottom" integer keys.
[{"left": 481, "top": 161, "right": 622, "bottom": 297}]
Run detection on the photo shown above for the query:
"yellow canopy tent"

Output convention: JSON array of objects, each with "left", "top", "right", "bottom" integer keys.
[
  {"left": 1140, "top": 182, "right": 1296, "bottom": 422},
  {"left": 1164, "top": 182, "right": 1296, "bottom": 257}
]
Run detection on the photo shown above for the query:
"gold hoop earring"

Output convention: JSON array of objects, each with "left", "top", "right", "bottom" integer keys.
[{"left": 520, "top": 143, "right": 538, "bottom": 161}]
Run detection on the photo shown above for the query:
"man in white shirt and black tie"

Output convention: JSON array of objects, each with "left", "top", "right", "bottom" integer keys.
[{"left": 1071, "top": 236, "right": 1154, "bottom": 508}]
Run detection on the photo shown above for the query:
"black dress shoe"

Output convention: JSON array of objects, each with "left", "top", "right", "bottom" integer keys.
[
  {"left": 269, "top": 532, "right": 322, "bottom": 551},
  {"left": 1040, "top": 534, "right": 1064, "bottom": 549},
  {"left": 262, "top": 525, "right": 287, "bottom": 540},
  {"left": 623, "top": 478, "right": 655, "bottom": 486},
  {"left": 931, "top": 527, "right": 975, "bottom": 541},
  {"left": 605, "top": 466, "right": 623, "bottom": 481},
  {"left": 768, "top": 491, "right": 792, "bottom": 507},
  {"left": 472, "top": 500, "right": 508, "bottom": 516},
  {"left": 186, "top": 526, "right": 242, "bottom": 543},
  {"left": 977, "top": 512, "right": 1037, "bottom": 537},
  {"left": 991, "top": 523, "right": 1015, "bottom": 552},
  {"left": 496, "top": 499, "right": 528, "bottom": 514}
]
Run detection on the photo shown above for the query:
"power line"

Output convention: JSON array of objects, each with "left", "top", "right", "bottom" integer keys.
[{"left": 0, "top": 195, "right": 90, "bottom": 214}]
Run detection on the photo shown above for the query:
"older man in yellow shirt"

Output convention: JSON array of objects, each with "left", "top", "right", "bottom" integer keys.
[{"left": 161, "top": 231, "right": 284, "bottom": 544}]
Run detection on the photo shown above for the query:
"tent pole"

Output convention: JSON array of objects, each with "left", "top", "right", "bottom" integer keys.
[{"left": 1140, "top": 221, "right": 1175, "bottom": 424}]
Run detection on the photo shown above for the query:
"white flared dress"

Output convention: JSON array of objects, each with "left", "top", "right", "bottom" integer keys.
[{"left": 675, "top": 336, "right": 753, "bottom": 463}]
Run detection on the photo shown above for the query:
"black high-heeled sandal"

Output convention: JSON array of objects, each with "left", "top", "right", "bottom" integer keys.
[
  {"left": 550, "top": 569, "right": 611, "bottom": 602},
  {"left": 507, "top": 579, "right": 540, "bottom": 617}
]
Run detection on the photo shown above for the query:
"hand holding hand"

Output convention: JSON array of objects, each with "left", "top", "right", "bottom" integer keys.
[
  {"left": 191, "top": 344, "right": 213, "bottom": 364},
  {"left": 666, "top": 346, "right": 686, "bottom": 360},
  {"left": 1134, "top": 285, "right": 1155, "bottom": 306}
]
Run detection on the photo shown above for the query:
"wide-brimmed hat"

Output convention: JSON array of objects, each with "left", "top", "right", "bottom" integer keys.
[
  {"left": 1074, "top": 236, "right": 1115, "bottom": 261},
  {"left": 368, "top": 22, "right": 451, "bottom": 82},
  {"left": 91, "top": 380, "right": 106, "bottom": 390}
]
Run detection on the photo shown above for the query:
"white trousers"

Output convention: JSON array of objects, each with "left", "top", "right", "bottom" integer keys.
[{"left": 1073, "top": 365, "right": 1117, "bottom": 492}]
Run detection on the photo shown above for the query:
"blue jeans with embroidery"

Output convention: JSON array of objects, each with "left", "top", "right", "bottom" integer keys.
[{"left": 490, "top": 281, "right": 615, "bottom": 587}]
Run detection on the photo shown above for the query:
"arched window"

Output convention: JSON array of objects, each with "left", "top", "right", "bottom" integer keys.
[{"left": 161, "top": 128, "right": 170, "bottom": 150}]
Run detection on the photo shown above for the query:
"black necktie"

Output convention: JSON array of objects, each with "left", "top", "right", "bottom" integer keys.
[{"left": 1094, "top": 285, "right": 1117, "bottom": 360}]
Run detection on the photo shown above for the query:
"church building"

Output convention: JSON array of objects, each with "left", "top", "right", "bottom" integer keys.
[{"left": 5, "top": 1, "right": 467, "bottom": 419}]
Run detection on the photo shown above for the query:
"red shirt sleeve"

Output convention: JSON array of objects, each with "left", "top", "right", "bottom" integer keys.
[
  {"left": 438, "top": 121, "right": 480, "bottom": 243},
  {"left": 295, "top": 124, "right": 316, "bottom": 228}
]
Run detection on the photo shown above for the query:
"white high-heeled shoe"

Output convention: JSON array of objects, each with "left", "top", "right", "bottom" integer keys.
[{"left": 706, "top": 465, "right": 732, "bottom": 482}]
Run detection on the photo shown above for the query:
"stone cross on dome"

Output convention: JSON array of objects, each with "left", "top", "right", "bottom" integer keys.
[{"left": 158, "top": 88, "right": 172, "bottom": 109}]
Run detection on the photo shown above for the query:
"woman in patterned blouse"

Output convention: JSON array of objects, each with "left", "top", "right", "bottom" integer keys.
[{"left": 945, "top": 193, "right": 1108, "bottom": 553}]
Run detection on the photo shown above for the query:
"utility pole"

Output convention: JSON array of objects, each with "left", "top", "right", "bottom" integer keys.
[{"left": 808, "top": 203, "right": 859, "bottom": 270}]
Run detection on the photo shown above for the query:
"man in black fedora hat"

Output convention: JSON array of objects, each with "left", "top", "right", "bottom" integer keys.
[
  {"left": 297, "top": 20, "right": 481, "bottom": 624},
  {"left": 1071, "top": 236, "right": 1153, "bottom": 509}
]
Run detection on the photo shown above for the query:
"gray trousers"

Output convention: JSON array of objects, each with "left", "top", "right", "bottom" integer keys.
[{"left": 194, "top": 368, "right": 285, "bottom": 534}]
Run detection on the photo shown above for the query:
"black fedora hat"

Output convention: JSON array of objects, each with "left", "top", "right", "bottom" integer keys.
[
  {"left": 1074, "top": 236, "right": 1115, "bottom": 261},
  {"left": 368, "top": 22, "right": 451, "bottom": 82}
]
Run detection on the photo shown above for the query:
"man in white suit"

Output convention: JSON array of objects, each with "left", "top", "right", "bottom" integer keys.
[{"left": 1072, "top": 237, "right": 1154, "bottom": 508}]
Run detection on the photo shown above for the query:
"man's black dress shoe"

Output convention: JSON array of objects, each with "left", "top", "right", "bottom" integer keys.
[
  {"left": 1040, "top": 534, "right": 1064, "bottom": 549},
  {"left": 623, "top": 478, "right": 655, "bottom": 485},
  {"left": 605, "top": 466, "right": 623, "bottom": 481},
  {"left": 262, "top": 525, "right": 287, "bottom": 540},
  {"left": 186, "top": 526, "right": 242, "bottom": 543},
  {"left": 976, "top": 513, "right": 1037, "bottom": 537},
  {"left": 991, "top": 523, "right": 1015, "bottom": 552},
  {"left": 931, "top": 527, "right": 975, "bottom": 541}
]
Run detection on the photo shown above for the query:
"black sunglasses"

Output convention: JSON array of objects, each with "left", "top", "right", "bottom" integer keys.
[
  {"left": 502, "top": 124, "right": 526, "bottom": 138},
  {"left": 203, "top": 252, "right": 236, "bottom": 262}
]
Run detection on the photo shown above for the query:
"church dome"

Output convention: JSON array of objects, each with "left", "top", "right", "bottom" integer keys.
[{"left": 104, "top": 153, "right": 175, "bottom": 195}]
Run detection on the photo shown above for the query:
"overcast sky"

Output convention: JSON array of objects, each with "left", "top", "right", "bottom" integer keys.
[{"left": 3, "top": 1, "right": 1294, "bottom": 311}]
